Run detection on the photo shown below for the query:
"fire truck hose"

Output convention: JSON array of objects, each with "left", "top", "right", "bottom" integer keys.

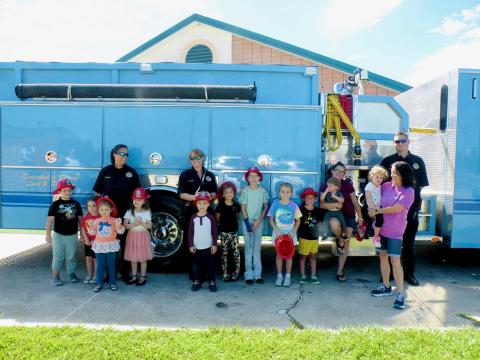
[{"left": 325, "top": 95, "right": 361, "bottom": 151}]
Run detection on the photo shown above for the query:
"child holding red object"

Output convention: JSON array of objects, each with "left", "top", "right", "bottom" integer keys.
[{"left": 268, "top": 182, "right": 302, "bottom": 287}]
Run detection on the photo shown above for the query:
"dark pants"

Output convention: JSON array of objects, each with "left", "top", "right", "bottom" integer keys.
[
  {"left": 402, "top": 208, "right": 419, "bottom": 277},
  {"left": 192, "top": 248, "right": 216, "bottom": 283},
  {"left": 117, "top": 231, "right": 130, "bottom": 280},
  {"left": 96, "top": 252, "right": 117, "bottom": 286}
]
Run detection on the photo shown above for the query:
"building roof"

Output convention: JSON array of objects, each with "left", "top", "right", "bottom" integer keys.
[{"left": 117, "top": 13, "right": 411, "bottom": 92}]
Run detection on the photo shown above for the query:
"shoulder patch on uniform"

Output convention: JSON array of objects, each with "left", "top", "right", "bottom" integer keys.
[
  {"left": 205, "top": 176, "right": 212, "bottom": 181},
  {"left": 126, "top": 172, "right": 133, "bottom": 178},
  {"left": 412, "top": 163, "right": 419, "bottom": 170}
]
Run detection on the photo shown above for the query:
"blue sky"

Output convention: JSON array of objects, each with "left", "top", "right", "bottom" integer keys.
[{"left": 1, "top": 0, "right": 479, "bottom": 85}]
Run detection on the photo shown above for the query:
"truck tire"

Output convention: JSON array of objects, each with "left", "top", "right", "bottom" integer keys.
[{"left": 149, "top": 193, "right": 185, "bottom": 265}]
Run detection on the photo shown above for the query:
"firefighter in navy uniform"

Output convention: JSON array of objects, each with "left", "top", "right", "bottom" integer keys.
[
  {"left": 178, "top": 148, "right": 218, "bottom": 231},
  {"left": 381, "top": 131, "right": 429, "bottom": 286}
]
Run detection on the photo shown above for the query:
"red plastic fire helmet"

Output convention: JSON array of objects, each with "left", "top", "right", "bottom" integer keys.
[
  {"left": 356, "top": 224, "right": 366, "bottom": 242},
  {"left": 96, "top": 196, "right": 119, "bottom": 218},
  {"left": 193, "top": 191, "right": 211, "bottom": 206},
  {"left": 275, "top": 234, "right": 295, "bottom": 260}
]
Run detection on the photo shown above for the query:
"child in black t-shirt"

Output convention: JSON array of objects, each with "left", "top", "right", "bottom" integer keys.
[
  {"left": 45, "top": 179, "right": 83, "bottom": 286},
  {"left": 215, "top": 182, "right": 241, "bottom": 282},
  {"left": 298, "top": 188, "right": 323, "bottom": 285}
]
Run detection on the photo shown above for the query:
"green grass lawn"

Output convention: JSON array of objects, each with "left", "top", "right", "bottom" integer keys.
[{"left": 0, "top": 326, "right": 479, "bottom": 359}]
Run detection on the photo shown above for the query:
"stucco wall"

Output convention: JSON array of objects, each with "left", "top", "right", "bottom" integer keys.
[{"left": 130, "top": 22, "right": 232, "bottom": 64}]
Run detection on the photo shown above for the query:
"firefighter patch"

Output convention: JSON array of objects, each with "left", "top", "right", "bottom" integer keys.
[
  {"left": 205, "top": 176, "right": 212, "bottom": 182},
  {"left": 413, "top": 163, "right": 420, "bottom": 170},
  {"left": 126, "top": 172, "right": 133, "bottom": 178}
]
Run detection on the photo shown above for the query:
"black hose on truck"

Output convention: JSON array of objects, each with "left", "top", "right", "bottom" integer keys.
[{"left": 15, "top": 83, "right": 257, "bottom": 103}]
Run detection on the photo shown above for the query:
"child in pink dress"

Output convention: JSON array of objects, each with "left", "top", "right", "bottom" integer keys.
[{"left": 123, "top": 187, "right": 153, "bottom": 286}]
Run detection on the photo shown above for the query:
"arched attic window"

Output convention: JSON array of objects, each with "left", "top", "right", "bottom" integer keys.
[{"left": 185, "top": 44, "right": 213, "bottom": 63}]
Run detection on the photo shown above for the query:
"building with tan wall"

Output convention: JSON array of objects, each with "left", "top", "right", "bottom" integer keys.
[{"left": 118, "top": 14, "right": 410, "bottom": 95}]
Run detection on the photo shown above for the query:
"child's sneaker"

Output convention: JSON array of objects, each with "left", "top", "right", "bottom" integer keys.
[
  {"left": 51, "top": 276, "right": 64, "bottom": 286},
  {"left": 283, "top": 274, "right": 291, "bottom": 287},
  {"left": 191, "top": 281, "right": 201, "bottom": 291},
  {"left": 371, "top": 284, "right": 393, "bottom": 297},
  {"left": 373, "top": 235, "right": 382, "bottom": 248},
  {"left": 68, "top": 273, "right": 80, "bottom": 283},
  {"left": 299, "top": 276, "right": 308, "bottom": 284},
  {"left": 311, "top": 276, "right": 320, "bottom": 285},
  {"left": 83, "top": 275, "right": 93, "bottom": 284},
  {"left": 393, "top": 292, "right": 406, "bottom": 309},
  {"left": 208, "top": 281, "right": 217, "bottom": 292},
  {"left": 275, "top": 274, "right": 283, "bottom": 287}
]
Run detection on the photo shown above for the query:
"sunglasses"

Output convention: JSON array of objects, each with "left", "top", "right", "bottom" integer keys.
[
  {"left": 190, "top": 155, "right": 203, "bottom": 161},
  {"left": 394, "top": 138, "right": 408, "bottom": 144},
  {"left": 116, "top": 151, "right": 129, "bottom": 158}
]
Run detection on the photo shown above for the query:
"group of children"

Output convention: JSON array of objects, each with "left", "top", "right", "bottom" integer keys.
[
  {"left": 46, "top": 179, "right": 153, "bottom": 292},
  {"left": 47, "top": 165, "right": 388, "bottom": 293}
]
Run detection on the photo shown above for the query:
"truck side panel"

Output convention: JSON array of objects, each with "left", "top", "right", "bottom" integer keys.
[
  {"left": 103, "top": 106, "right": 210, "bottom": 170},
  {"left": 0, "top": 105, "right": 102, "bottom": 228},
  {"left": 450, "top": 70, "right": 480, "bottom": 248},
  {"left": 211, "top": 107, "right": 321, "bottom": 172}
]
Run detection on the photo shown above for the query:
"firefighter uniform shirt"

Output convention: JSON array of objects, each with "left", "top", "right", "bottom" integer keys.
[
  {"left": 48, "top": 198, "right": 83, "bottom": 235},
  {"left": 177, "top": 167, "right": 218, "bottom": 198},
  {"left": 93, "top": 164, "right": 140, "bottom": 216},
  {"left": 380, "top": 152, "right": 429, "bottom": 211}
]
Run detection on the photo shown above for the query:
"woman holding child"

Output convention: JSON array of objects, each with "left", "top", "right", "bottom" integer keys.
[
  {"left": 319, "top": 161, "right": 363, "bottom": 282},
  {"left": 369, "top": 161, "right": 414, "bottom": 310}
]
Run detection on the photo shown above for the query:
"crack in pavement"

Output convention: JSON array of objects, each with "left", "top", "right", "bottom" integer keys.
[{"left": 278, "top": 284, "right": 305, "bottom": 329}]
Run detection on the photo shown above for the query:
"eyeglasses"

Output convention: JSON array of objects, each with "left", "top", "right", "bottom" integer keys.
[
  {"left": 394, "top": 138, "right": 408, "bottom": 144},
  {"left": 190, "top": 155, "right": 203, "bottom": 161},
  {"left": 334, "top": 169, "right": 346, "bottom": 174},
  {"left": 116, "top": 151, "right": 129, "bottom": 158}
]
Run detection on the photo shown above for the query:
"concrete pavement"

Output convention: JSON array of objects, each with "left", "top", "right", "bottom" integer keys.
[{"left": 0, "top": 233, "right": 479, "bottom": 329}]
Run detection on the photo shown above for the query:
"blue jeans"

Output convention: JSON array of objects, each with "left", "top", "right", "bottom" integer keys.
[
  {"left": 52, "top": 232, "right": 78, "bottom": 274},
  {"left": 242, "top": 219, "right": 263, "bottom": 280},
  {"left": 95, "top": 252, "right": 117, "bottom": 286}
]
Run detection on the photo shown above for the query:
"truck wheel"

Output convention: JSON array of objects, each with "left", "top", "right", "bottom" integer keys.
[{"left": 149, "top": 194, "right": 184, "bottom": 261}]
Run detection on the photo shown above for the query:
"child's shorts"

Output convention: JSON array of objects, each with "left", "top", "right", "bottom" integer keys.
[
  {"left": 298, "top": 237, "right": 319, "bottom": 255},
  {"left": 84, "top": 244, "right": 96, "bottom": 258},
  {"left": 323, "top": 210, "right": 347, "bottom": 230}
]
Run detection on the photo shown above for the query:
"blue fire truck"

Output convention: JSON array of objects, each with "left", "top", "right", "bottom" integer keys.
[{"left": 0, "top": 61, "right": 442, "bottom": 260}]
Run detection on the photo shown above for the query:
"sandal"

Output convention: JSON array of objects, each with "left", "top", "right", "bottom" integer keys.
[
  {"left": 110, "top": 284, "right": 118, "bottom": 291},
  {"left": 336, "top": 274, "right": 346, "bottom": 282},
  {"left": 336, "top": 239, "right": 345, "bottom": 255},
  {"left": 223, "top": 275, "right": 232, "bottom": 282},
  {"left": 136, "top": 276, "right": 147, "bottom": 286},
  {"left": 127, "top": 276, "right": 137, "bottom": 285},
  {"left": 93, "top": 285, "right": 102, "bottom": 293},
  {"left": 231, "top": 274, "right": 238, "bottom": 282}
]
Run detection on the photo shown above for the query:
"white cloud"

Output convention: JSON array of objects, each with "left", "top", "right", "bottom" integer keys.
[
  {"left": 0, "top": 0, "right": 223, "bottom": 62},
  {"left": 462, "top": 4, "right": 480, "bottom": 21},
  {"left": 464, "top": 27, "right": 480, "bottom": 38},
  {"left": 430, "top": 4, "right": 480, "bottom": 37},
  {"left": 430, "top": 18, "right": 467, "bottom": 36},
  {"left": 320, "top": 0, "right": 402, "bottom": 38},
  {"left": 404, "top": 40, "right": 480, "bottom": 85}
]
